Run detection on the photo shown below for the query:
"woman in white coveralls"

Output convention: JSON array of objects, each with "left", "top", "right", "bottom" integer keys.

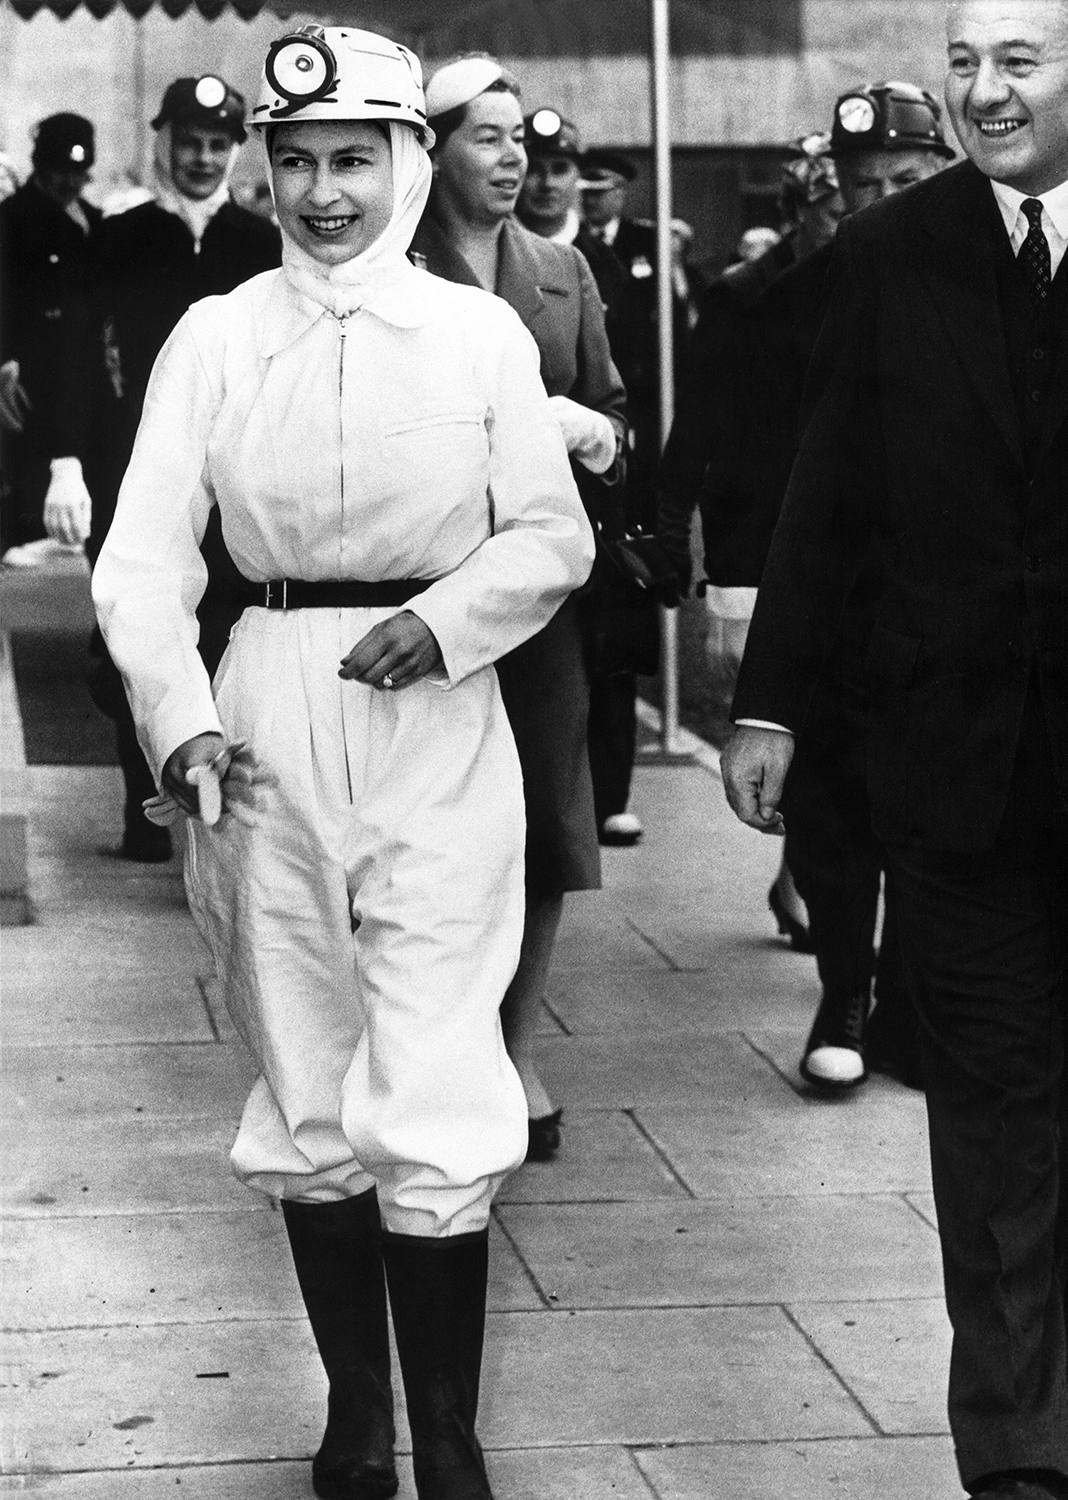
[{"left": 92, "top": 25, "right": 593, "bottom": 1500}]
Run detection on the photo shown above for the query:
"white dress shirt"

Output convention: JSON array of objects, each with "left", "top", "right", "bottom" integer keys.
[{"left": 990, "top": 174, "right": 1068, "bottom": 279}]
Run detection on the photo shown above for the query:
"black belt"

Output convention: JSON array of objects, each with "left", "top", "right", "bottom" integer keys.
[{"left": 239, "top": 578, "right": 434, "bottom": 611}]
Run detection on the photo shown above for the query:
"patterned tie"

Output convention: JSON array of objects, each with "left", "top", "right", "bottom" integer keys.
[{"left": 1019, "top": 198, "right": 1051, "bottom": 307}]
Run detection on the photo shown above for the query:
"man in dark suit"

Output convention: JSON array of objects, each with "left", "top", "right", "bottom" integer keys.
[{"left": 723, "top": 3, "right": 1068, "bottom": 1495}]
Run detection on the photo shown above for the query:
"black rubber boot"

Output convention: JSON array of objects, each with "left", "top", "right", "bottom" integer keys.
[
  {"left": 281, "top": 1190, "right": 398, "bottom": 1500},
  {"left": 381, "top": 1228, "right": 493, "bottom": 1500}
]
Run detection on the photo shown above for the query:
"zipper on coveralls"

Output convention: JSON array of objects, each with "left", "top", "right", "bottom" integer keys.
[{"left": 337, "top": 313, "right": 354, "bottom": 805}]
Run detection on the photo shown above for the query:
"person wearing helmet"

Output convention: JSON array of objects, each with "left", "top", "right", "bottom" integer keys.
[
  {"left": 411, "top": 57, "right": 627, "bottom": 1167},
  {"left": 84, "top": 75, "right": 280, "bottom": 862},
  {"left": 753, "top": 81, "right": 953, "bottom": 1095},
  {"left": 659, "top": 83, "right": 953, "bottom": 1093},
  {"left": 0, "top": 114, "right": 101, "bottom": 562},
  {"left": 92, "top": 26, "right": 593, "bottom": 1500}
]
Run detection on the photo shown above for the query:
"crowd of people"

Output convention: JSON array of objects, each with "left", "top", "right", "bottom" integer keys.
[{"left": 1, "top": 3, "right": 1066, "bottom": 1498}]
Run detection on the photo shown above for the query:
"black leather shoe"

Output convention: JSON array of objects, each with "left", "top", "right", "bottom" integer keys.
[
  {"left": 768, "top": 883, "right": 814, "bottom": 953},
  {"left": 525, "top": 1109, "right": 563, "bottom": 1162}
]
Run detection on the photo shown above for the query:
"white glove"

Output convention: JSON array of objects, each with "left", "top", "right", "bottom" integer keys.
[
  {"left": 546, "top": 395, "right": 618, "bottom": 475},
  {"left": 43, "top": 456, "right": 92, "bottom": 546}
]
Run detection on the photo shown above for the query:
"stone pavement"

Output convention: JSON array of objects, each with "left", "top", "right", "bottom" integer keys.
[{"left": 1, "top": 748, "right": 959, "bottom": 1498}]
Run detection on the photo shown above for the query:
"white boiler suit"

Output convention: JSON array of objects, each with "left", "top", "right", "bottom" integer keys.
[{"left": 93, "top": 261, "right": 594, "bottom": 1237}]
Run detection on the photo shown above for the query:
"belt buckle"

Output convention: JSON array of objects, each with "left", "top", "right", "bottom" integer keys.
[{"left": 265, "top": 579, "right": 288, "bottom": 610}]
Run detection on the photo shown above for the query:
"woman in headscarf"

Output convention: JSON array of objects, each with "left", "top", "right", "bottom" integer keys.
[
  {"left": 411, "top": 56, "right": 628, "bottom": 1163},
  {"left": 92, "top": 27, "right": 593, "bottom": 1500}
]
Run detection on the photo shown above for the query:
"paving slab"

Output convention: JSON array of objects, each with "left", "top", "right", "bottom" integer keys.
[
  {"left": 0, "top": 1462, "right": 313, "bottom": 1497},
  {"left": 0, "top": 1447, "right": 653, "bottom": 1498},
  {"left": 636, "top": 1091, "right": 932, "bottom": 1197},
  {"left": 0, "top": 1042, "right": 255, "bottom": 1123},
  {"left": 479, "top": 1306, "right": 875, "bottom": 1447},
  {"left": 1, "top": 1211, "right": 539, "bottom": 1331},
  {"left": 553, "top": 893, "right": 667, "bottom": 972},
  {"left": 497, "top": 1196, "right": 944, "bottom": 1309},
  {"left": 5, "top": 1306, "right": 871, "bottom": 1474},
  {"left": 545, "top": 962, "right": 813, "bottom": 1036},
  {"left": 636, "top": 1434, "right": 961, "bottom": 1500},
  {"left": 789, "top": 1298, "right": 953, "bottom": 1435},
  {"left": 498, "top": 1109, "right": 689, "bottom": 1205},
  {"left": 533, "top": 1031, "right": 790, "bottom": 1111},
  {"left": 1, "top": 1116, "right": 255, "bottom": 1218},
  {"left": 0, "top": 973, "right": 216, "bottom": 1047}
]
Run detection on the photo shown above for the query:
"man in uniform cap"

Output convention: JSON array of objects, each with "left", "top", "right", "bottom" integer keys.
[
  {"left": 0, "top": 113, "right": 100, "bottom": 560},
  {"left": 85, "top": 75, "right": 279, "bottom": 861},
  {"left": 661, "top": 82, "right": 953, "bottom": 1091},
  {"left": 723, "top": 2, "right": 1068, "bottom": 1489}
]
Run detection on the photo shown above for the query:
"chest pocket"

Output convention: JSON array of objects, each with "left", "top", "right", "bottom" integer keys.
[{"left": 383, "top": 410, "right": 484, "bottom": 438}]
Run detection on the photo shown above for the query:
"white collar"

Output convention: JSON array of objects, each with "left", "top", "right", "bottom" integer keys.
[
  {"left": 547, "top": 207, "right": 582, "bottom": 246},
  {"left": 989, "top": 175, "right": 1068, "bottom": 242}
]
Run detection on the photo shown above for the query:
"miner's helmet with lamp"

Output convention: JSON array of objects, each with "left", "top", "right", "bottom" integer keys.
[
  {"left": 152, "top": 76, "right": 248, "bottom": 143},
  {"left": 523, "top": 109, "right": 582, "bottom": 160},
  {"left": 248, "top": 25, "right": 434, "bottom": 146},
  {"left": 830, "top": 81, "right": 955, "bottom": 159},
  {"left": 32, "top": 113, "right": 95, "bottom": 173}
]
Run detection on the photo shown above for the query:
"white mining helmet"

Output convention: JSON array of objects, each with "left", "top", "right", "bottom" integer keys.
[{"left": 249, "top": 25, "right": 435, "bottom": 147}]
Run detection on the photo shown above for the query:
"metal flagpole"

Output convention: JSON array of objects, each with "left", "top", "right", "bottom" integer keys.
[{"left": 650, "top": 0, "right": 679, "bottom": 754}]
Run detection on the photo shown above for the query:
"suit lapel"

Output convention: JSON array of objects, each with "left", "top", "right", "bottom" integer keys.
[
  {"left": 495, "top": 220, "right": 552, "bottom": 330},
  {"left": 910, "top": 161, "right": 1025, "bottom": 469}
]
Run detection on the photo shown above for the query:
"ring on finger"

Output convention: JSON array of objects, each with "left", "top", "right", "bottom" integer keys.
[{"left": 382, "top": 672, "right": 396, "bottom": 690}]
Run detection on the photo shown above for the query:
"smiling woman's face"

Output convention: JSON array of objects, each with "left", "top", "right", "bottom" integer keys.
[
  {"left": 270, "top": 120, "right": 394, "bottom": 265},
  {"left": 433, "top": 90, "right": 527, "bottom": 228}
]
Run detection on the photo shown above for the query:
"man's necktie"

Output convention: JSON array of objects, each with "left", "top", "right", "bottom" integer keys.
[{"left": 1019, "top": 198, "right": 1051, "bottom": 306}]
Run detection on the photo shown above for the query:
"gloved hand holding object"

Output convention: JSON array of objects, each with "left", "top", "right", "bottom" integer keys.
[
  {"left": 547, "top": 394, "right": 617, "bottom": 475},
  {"left": 151, "top": 736, "right": 270, "bottom": 826},
  {"left": 43, "top": 457, "right": 92, "bottom": 545}
]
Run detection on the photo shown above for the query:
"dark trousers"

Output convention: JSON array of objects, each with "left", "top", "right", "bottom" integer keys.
[
  {"left": 588, "top": 670, "right": 637, "bottom": 825},
  {"left": 783, "top": 677, "right": 910, "bottom": 1025},
  {"left": 888, "top": 689, "right": 1068, "bottom": 1489}
]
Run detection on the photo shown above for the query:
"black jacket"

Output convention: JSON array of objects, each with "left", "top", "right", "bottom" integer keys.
[
  {"left": 0, "top": 179, "right": 102, "bottom": 460},
  {"left": 732, "top": 162, "right": 1068, "bottom": 850},
  {"left": 88, "top": 197, "right": 280, "bottom": 539}
]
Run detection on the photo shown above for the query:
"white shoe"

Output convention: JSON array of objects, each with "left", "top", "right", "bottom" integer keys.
[
  {"left": 600, "top": 812, "right": 643, "bottom": 846},
  {"left": 802, "top": 1044, "right": 866, "bottom": 1087}
]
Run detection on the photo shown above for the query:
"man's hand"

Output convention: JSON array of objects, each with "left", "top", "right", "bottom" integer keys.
[
  {"left": 0, "top": 361, "right": 29, "bottom": 433},
  {"left": 721, "top": 725, "right": 795, "bottom": 834},
  {"left": 339, "top": 610, "right": 443, "bottom": 690}
]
